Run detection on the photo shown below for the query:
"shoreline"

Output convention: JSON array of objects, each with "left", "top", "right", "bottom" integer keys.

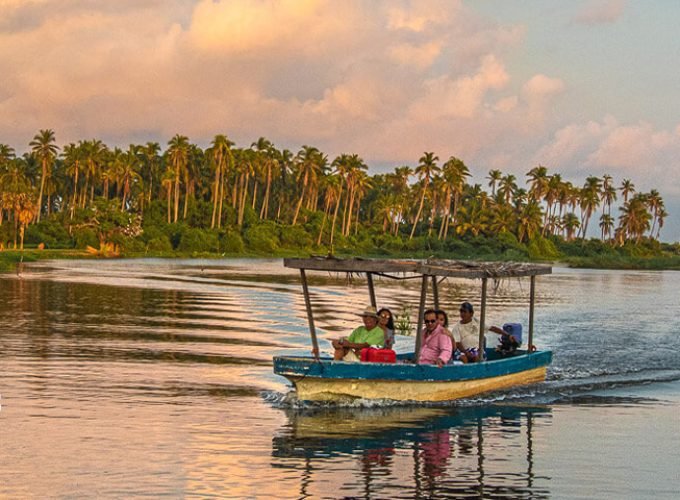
[{"left": 3, "top": 248, "right": 680, "bottom": 273}]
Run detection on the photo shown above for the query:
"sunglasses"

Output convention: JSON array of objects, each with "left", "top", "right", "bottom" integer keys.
[
  {"left": 380, "top": 314, "right": 391, "bottom": 319},
  {"left": 424, "top": 319, "right": 437, "bottom": 324}
]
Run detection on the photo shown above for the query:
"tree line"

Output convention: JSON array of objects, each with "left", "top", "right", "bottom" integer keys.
[{"left": 0, "top": 129, "right": 669, "bottom": 254}]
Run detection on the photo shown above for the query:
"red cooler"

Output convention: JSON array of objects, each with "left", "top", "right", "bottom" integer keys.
[{"left": 360, "top": 347, "right": 397, "bottom": 363}]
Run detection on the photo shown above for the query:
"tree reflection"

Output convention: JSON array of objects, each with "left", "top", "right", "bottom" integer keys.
[{"left": 272, "top": 404, "right": 552, "bottom": 498}]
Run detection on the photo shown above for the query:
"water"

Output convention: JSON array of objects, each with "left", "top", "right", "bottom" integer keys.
[{"left": 1, "top": 259, "right": 679, "bottom": 498}]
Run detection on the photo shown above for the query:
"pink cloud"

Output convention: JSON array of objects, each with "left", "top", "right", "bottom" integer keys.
[{"left": 573, "top": 0, "right": 626, "bottom": 25}]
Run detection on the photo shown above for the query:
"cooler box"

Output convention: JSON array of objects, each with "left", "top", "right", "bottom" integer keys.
[
  {"left": 502, "top": 323, "right": 522, "bottom": 344},
  {"left": 360, "top": 347, "right": 397, "bottom": 363}
]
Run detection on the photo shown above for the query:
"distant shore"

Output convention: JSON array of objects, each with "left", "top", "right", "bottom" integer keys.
[{"left": 3, "top": 246, "right": 680, "bottom": 273}]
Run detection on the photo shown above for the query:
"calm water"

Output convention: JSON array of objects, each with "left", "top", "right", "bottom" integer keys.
[{"left": 1, "top": 259, "right": 679, "bottom": 498}]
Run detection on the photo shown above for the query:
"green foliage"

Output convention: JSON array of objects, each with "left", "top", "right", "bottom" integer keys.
[
  {"left": 24, "top": 219, "right": 72, "bottom": 248},
  {"left": 244, "top": 222, "right": 279, "bottom": 253},
  {"left": 279, "top": 224, "right": 313, "bottom": 249},
  {"left": 185, "top": 200, "right": 213, "bottom": 228},
  {"left": 73, "top": 227, "right": 99, "bottom": 249},
  {"left": 527, "top": 236, "right": 559, "bottom": 260},
  {"left": 177, "top": 227, "right": 220, "bottom": 253},
  {"left": 220, "top": 229, "right": 245, "bottom": 254},
  {"left": 145, "top": 236, "right": 173, "bottom": 252}
]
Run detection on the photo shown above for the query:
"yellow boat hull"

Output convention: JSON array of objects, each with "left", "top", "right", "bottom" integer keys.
[
  {"left": 291, "top": 366, "right": 548, "bottom": 402},
  {"left": 291, "top": 366, "right": 546, "bottom": 401}
]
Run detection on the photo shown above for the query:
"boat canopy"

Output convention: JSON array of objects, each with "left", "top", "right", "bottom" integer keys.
[
  {"left": 284, "top": 257, "right": 552, "bottom": 360},
  {"left": 284, "top": 257, "right": 551, "bottom": 279}
]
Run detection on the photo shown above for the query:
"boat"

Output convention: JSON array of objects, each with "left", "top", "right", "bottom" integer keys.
[{"left": 273, "top": 257, "right": 553, "bottom": 402}]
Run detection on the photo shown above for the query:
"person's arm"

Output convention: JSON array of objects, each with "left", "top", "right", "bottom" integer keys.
[{"left": 488, "top": 325, "right": 505, "bottom": 335}]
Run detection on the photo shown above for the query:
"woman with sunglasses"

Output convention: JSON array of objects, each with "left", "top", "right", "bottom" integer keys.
[
  {"left": 417, "top": 309, "right": 453, "bottom": 368},
  {"left": 377, "top": 307, "right": 395, "bottom": 349}
]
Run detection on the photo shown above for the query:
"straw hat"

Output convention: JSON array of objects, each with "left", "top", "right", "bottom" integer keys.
[{"left": 356, "top": 306, "right": 378, "bottom": 318}]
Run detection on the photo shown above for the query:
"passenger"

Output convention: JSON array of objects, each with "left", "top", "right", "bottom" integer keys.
[
  {"left": 435, "top": 309, "right": 455, "bottom": 340},
  {"left": 377, "top": 307, "right": 395, "bottom": 349},
  {"left": 451, "top": 302, "right": 481, "bottom": 363},
  {"left": 417, "top": 309, "right": 453, "bottom": 368},
  {"left": 488, "top": 325, "right": 520, "bottom": 355},
  {"left": 332, "top": 306, "right": 385, "bottom": 361}
]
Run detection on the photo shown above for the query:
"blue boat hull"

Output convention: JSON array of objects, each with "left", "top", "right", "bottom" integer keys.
[{"left": 273, "top": 349, "right": 552, "bottom": 402}]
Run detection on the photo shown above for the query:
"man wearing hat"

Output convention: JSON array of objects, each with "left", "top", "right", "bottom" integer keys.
[
  {"left": 332, "top": 306, "right": 385, "bottom": 361},
  {"left": 451, "top": 301, "right": 481, "bottom": 363}
]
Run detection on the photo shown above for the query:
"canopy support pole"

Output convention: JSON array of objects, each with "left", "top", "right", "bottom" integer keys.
[
  {"left": 431, "top": 276, "right": 439, "bottom": 310},
  {"left": 367, "top": 272, "right": 377, "bottom": 308},
  {"left": 528, "top": 275, "right": 536, "bottom": 351},
  {"left": 414, "top": 274, "right": 429, "bottom": 359},
  {"left": 300, "top": 269, "right": 319, "bottom": 360},
  {"left": 478, "top": 277, "right": 488, "bottom": 361}
]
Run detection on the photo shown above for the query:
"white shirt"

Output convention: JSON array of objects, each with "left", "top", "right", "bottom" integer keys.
[{"left": 451, "top": 317, "right": 481, "bottom": 350}]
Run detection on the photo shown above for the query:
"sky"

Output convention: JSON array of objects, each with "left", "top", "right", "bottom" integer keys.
[{"left": 1, "top": 0, "right": 679, "bottom": 242}]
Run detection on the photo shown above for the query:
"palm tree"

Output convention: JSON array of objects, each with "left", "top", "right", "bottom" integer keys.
[
  {"left": 526, "top": 165, "right": 549, "bottom": 205},
  {"left": 167, "top": 134, "right": 190, "bottom": 223},
  {"left": 599, "top": 213, "right": 615, "bottom": 242},
  {"left": 456, "top": 200, "right": 488, "bottom": 237},
  {"left": 78, "top": 139, "right": 107, "bottom": 204},
  {"left": 439, "top": 156, "right": 470, "bottom": 239},
  {"left": 617, "top": 194, "right": 651, "bottom": 244},
  {"left": 486, "top": 169, "right": 502, "bottom": 197},
  {"left": 62, "top": 143, "right": 82, "bottom": 219},
  {"left": 120, "top": 145, "right": 141, "bottom": 210},
  {"left": 561, "top": 212, "right": 580, "bottom": 241},
  {"left": 646, "top": 189, "right": 663, "bottom": 239},
  {"left": 517, "top": 201, "right": 543, "bottom": 243},
  {"left": 409, "top": 152, "right": 440, "bottom": 239},
  {"left": 317, "top": 174, "right": 342, "bottom": 246},
  {"left": 497, "top": 173, "right": 517, "bottom": 206},
  {"left": 29, "top": 129, "right": 59, "bottom": 222},
  {"left": 139, "top": 142, "right": 161, "bottom": 209},
  {"left": 489, "top": 203, "right": 517, "bottom": 235},
  {"left": 209, "top": 134, "right": 234, "bottom": 228},
  {"left": 292, "top": 146, "right": 325, "bottom": 225},
  {"left": 600, "top": 174, "right": 617, "bottom": 226},
  {"left": 620, "top": 179, "right": 635, "bottom": 204},
  {"left": 578, "top": 176, "right": 602, "bottom": 238}
]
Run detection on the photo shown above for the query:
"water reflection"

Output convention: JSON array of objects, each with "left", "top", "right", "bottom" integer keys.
[{"left": 272, "top": 405, "right": 552, "bottom": 498}]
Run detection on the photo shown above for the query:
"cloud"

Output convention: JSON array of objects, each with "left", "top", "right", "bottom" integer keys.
[
  {"left": 535, "top": 116, "right": 680, "bottom": 195},
  {"left": 573, "top": 0, "right": 626, "bottom": 25},
  {"left": 408, "top": 54, "right": 509, "bottom": 120}
]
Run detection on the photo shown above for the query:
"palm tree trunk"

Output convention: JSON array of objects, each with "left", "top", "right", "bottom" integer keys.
[
  {"left": 292, "top": 172, "right": 308, "bottom": 225},
  {"left": 211, "top": 164, "right": 221, "bottom": 229},
  {"left": 260, "top": 165, "right": 271, "bottom": 220},
  {"left": 409, "top": 189, "right": 426, "bottom": 240},
  {"left": 329, "top": 187, "right": 342, "bottom": 247}
]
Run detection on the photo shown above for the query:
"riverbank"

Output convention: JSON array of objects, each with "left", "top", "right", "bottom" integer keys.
[{"left": 3, "top": 243, "right": 680, "bottom": 272}]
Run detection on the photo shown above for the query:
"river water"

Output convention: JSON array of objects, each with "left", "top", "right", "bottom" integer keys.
[{"left": 1, "top": 259, "right": 678, "bottom": 498}]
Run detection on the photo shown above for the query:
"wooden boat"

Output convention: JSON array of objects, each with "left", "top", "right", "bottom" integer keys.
[{"left": 273, "top": 257, "right": 552, "bottom": 402}]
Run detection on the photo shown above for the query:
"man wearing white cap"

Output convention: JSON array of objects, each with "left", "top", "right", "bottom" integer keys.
[{"left": 332, "top": 306, "right": 385, "bottom": 361}]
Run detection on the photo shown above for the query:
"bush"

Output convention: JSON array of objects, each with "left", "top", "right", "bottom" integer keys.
[
  {"left": 24, "top": 220, "right": 72, "bottom": 248},
  {"left": 244, "top": 223, "right": 279, "bottom": 253},
  {"left": 220, "top": 229, "right": 245, "bottom": 254},
  {"left": 527, "top": 236, "right": 559, "bottom": 260},
  {"left": 279, "top": 224, "right": 313, "bottom": 249},
  {"left": 177, "top": 228, "right": 220, "bottom": 253},
  {"left": 146, "top": 236, "right": 173, "bottom": 252},
  {"left": 73, "top": 227, "right": 99, "bottom": 249}
]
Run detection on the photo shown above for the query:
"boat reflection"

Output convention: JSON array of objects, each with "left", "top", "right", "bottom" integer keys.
[{"left": 272, "top": 404, "right": 552, "bottom": 498}]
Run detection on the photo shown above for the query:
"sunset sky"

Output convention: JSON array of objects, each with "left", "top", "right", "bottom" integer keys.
[{"left": 1, "top": 0, "right": 679, "bottom": 241}]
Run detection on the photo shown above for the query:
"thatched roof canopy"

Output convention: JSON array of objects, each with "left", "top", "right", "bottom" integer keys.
[{"left": 284, "top": 257, "right": 551, "bottom": 279}]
